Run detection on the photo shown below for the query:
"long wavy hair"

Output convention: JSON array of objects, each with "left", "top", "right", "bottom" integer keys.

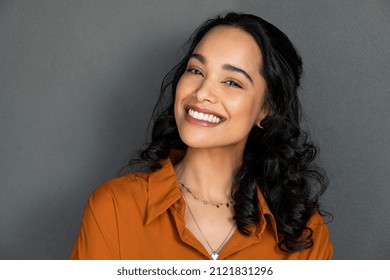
[{"left": 126, "top": 12, "right": 329, "bottom": 253}]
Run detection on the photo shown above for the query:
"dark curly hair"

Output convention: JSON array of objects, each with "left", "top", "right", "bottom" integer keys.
[{"left": 126, "top": 12, "right": 329, "bottom": 253}]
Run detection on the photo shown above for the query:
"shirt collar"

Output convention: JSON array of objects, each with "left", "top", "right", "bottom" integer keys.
[
  {"left": 257, "top": 188, "right": 279, "bottom": 242},
  {"left": 144, "top": 150, "right": 279, "bottom": 241},
  {"left": 144, "top": 151, "right": 184, "bottom": 225}
]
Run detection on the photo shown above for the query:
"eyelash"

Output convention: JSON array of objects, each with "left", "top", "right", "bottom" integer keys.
[
  {"left": 224, "top": 80, "right": 242, "bottom": 88},
  {"left": 186, "top": 68, "right": 204, "bottom": 76},
  {"left": 186, "top": 68, "right": 243, "bottom": 89}
]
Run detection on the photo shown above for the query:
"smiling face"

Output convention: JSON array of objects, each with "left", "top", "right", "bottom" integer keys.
[{"left": 174, "top": 26, "right": 268, "bottom": 152}]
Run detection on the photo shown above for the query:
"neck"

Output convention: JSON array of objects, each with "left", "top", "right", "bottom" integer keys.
[{"left": 174, "top": 147, "right": 244, "bottom": 202}]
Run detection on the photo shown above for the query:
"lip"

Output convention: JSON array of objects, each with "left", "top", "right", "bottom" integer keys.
[{"left": 184, "top": 105, "right": 225, "bottom": 127}]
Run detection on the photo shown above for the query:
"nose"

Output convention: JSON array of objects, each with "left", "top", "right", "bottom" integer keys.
[{"left": 193, "top": 78, "right": 218, "bottom": 103}]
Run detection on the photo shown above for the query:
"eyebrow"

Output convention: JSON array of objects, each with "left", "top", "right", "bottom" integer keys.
[{"left": 190, "top": 53, "right": 254, "bottom": 85}]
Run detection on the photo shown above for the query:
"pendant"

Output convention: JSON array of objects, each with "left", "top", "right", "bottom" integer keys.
[{"left": 211, "top": 253, "right": 219, "bottom": 260}]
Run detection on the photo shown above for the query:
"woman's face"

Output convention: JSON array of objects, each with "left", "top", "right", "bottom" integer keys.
[{"left": 174, "top": 26, "right": 268, "bottom": 152}]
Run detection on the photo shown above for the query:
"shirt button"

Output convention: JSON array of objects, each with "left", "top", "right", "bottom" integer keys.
[{"left": 174, "top": 203, "right": 181, "bottom": 208}]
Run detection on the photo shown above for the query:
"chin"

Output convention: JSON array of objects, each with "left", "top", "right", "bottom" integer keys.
[{"left": 179, "top": 135, "right": 213, "bottom": 149}]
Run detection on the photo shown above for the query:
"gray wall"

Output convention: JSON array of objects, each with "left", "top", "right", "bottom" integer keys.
[{"left": 1, "top": 0, "right": 389, "bottom": 260}]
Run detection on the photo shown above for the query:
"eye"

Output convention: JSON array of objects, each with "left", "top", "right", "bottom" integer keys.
[
  {"left": 224, "top": 80, "right": 242, "bottom": 88},
  {"left": 186, "top": 68, "right": 204, "bottom": 76}
]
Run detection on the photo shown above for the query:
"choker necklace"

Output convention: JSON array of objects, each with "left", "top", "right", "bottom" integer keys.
[
  {"left": 178, "top": 182, "right": 234, "bottom": 208},
  {"left": 181, "top": 193, "right": 235, "bottom": 260}
]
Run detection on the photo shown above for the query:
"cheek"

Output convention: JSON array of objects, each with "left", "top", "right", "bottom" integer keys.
[
  {"left": 228, "top": 96, "right": 262, "bottom": 122},
  {"left": 175, "top": 76, "right": 188, "bottom": 104},
  {"left": 174, "top": 76, "right": 191, "bottom": 127},
  {"left": 173, "top": 96, "right": 181, "bottom": 126},
  {"left": 174, "top": 74, "right": 198, "bottom": 115},
  {"left": 174, "top": 76, "right": 184, "bottom": 104},
  {"left": 246, "top": 89, "right": 267, "bottom": 121}
]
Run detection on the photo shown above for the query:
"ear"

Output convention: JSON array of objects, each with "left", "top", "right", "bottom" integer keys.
[{"left": 255, "top": 106, "right": 269, "bottom": 128}]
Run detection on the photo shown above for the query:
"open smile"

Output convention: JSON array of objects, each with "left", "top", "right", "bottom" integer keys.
[
  {"left": 184, "top": 105, "right": 226, "bottom": 126},
  {"left": 187, "top": 108, "right": 222, "bottom": 124}
]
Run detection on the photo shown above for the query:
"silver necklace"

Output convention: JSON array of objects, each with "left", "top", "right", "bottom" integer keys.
[
  {"left": 179, "top": 182, "right": 234, "bottom": 208},
  {"left": 181, "top": 192, "right": 235, "bottom": 260}
]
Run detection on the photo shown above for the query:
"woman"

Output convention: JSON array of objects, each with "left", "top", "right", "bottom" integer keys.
[{"left": 71, "top": 12, "right": 332, "bottom": 260}]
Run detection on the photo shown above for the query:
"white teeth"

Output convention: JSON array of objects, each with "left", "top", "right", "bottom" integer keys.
[{"left": 188, "top": 109, "right": 222, "bottom": 124}]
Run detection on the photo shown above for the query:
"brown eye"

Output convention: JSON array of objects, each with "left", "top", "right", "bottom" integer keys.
[
  {"left": 187, "top": 68, "right": 204, "bottom": 76},
  {"left": 224, "top": 80, "right": 242, "bottom": 88}
]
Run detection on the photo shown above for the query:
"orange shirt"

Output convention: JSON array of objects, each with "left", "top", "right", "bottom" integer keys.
[{"left": 70, "top": 154, "right": 333, "bottom": 260}]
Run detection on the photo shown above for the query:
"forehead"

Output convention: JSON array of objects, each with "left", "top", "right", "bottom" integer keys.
[{"left": 192, "top": 26, "right": 262, "bottom": 71}]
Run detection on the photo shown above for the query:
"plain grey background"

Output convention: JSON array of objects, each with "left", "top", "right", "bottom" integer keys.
[{"left": 1, "top": 0, "right": 389, "bottom": 260}]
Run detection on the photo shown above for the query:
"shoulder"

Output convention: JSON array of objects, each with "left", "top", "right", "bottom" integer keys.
[
  {"left": 306, "top": 211, "right": 332, "bottom": 240},
  {"left": 88, "top": 172, "right": 149, "bottom": 210},
  {"left": 298, "top": 211, "right": 333, "bottom": 259},
  {"left": 71, "top": 172, "right": 152, "bottom": 260}
]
